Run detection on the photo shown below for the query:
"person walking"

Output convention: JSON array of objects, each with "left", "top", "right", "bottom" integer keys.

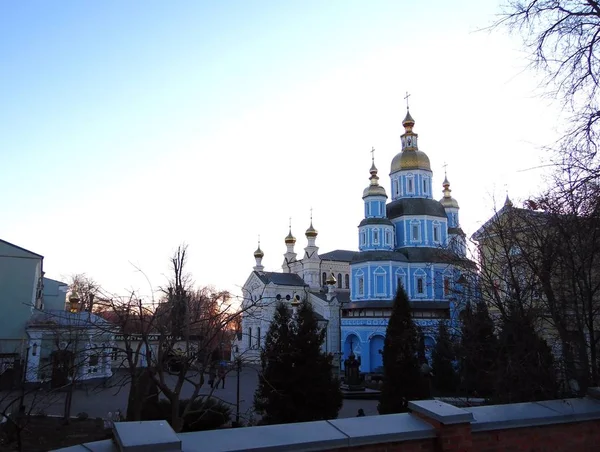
[
  {"left": 218, "top": 362, "right": 226, "bottom": 389},
  {"left": 208, "top": 365, "right": 216, "bottom": 389}
]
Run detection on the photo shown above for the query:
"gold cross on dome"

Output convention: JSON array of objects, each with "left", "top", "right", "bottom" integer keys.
[
  {"left": 404, "top": 91, "right": 411, "bottom": 110},
  {"left": 371, "top": 147, "right": 375, "bottom": 162}
]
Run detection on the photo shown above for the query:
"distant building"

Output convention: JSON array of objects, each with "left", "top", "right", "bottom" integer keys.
[
  {"left": 239, "top": 108, "right": 473, "bottom": 372},
  {"left": 0, "top": 238, "right": 113, "bottom": 387}
]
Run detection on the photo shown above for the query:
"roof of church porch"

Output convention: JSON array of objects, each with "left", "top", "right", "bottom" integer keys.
[{"left": 253, "top": 271, "right": 307, "bottom": 287}]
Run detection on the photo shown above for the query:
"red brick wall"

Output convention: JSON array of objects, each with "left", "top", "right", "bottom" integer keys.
[
  {"left": 326, "top": 418, "right": 600, "bottom": 452},
  {"left": 471, "top": 419, "right": 600, "bottom": 452},
  {"left": 327, "top": 438, "right": 436, "bottom": 451}
]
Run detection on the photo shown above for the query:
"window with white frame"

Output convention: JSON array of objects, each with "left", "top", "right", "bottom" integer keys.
[
  {"left": 423, "top": 178, "right": 427, "bottom": 194},
  {"left": 433, "top": 223, "right": 440, "bottom": 243},
  {"left": 394, "top": 179, "right": 399, "bottom": 197},
  {"left": 361, "top": 231, "right": 366, "bottom": 245},
  {"left": 444, "top": 277, "right": 451, "bottom": 296},
  {"left": 417, "top": 277, "right": 424, "bottom": 294},
  {"left": 407, "top": 176, "right": 414, "bottom": 193},
  {"left": 412, "top": 223, "right": 420, "bottom": 241},
  {"left": 358, "top": 276, "right": 364, "bottom": 295},
  {"left": 386, "top": 230, "right": 391, "bottom": 245},
  {"left": 373, "top": 229, "right": 379, "bottom": 244},
  {"left": 374, "top": 267, "right": 386, "bottom": 296}
]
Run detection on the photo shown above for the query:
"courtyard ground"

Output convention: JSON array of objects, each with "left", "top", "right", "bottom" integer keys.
[{"left": 1, "top": 366, "right": 380, "bottom": 427}]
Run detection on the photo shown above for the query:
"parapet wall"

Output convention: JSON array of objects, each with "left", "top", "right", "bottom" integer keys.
[{"left": 56, "top": 387, "right": 600, "bottom": 452}]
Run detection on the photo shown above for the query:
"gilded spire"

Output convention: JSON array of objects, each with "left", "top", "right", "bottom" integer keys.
[
  {"left": 363, "top": 147, "right": 386, "bottom": 198},
  {"left": 285, "top": 217, "right": 296, "bottom": 244},
  {"left": 305, "top": 208, "right": 318, "bottom": 238},
  {"left": 439, "top": 169, "right": 459, "bottom": 208},
  {"left": 253, "top": 235, "right": 264, "bottom": 258}
]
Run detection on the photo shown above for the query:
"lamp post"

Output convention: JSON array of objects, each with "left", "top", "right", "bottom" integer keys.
[{"left": 232, "top": 347, "right": 241, "bottom": 427}]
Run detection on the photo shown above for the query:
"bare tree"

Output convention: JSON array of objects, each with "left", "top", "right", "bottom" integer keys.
[{"left": 497, "top": 0, "right": 600, "bottom": 175}]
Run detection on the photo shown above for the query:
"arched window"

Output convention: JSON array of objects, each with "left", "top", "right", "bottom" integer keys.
[
  {"left": 322, "top": 272, "right": 327, "bottom": 286},
  {"left": 337, "top": 273, "right": 342, "bottom": 288},
  {"left": 345, "top": 274, "right": 350, "bottom": 289}
]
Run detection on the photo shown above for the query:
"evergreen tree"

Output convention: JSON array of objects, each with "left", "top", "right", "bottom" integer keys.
[
  {"left": 431, "top": 320, "right": 459, "bottom": 395},
  {"left": 459, "top": 301, "right": 498, "bottom": 397},
  {"left": 253, "top": 302, "right": 342, "bottom": 424},
  {"left": 378, "top": 287, "right": 424, "bottom": 414},
  {"left": 495, "top": 302, "right": 557, "bottom": 403}
]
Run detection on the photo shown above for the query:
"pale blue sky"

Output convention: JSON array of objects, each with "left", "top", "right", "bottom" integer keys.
[{"left": 0, "top": 1, "right": 560, "bottom": 298}]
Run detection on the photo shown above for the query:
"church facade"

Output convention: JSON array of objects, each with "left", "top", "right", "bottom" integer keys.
[{"left": 240, "top": 109, "right": 472, "bottom": 373}]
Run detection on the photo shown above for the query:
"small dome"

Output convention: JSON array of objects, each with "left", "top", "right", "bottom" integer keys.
[
  {"left": 305, "top": 221, "right": 318, "bottom": 238},
  {"left": 325, "top": 272, "right": 337, "bottom": 285},
  {"left": 285, "top": 230, "right": 296, "bottom": 244},
  {"left": 363, "top": 154, "right": 387, "bottom": 198},
  {"left": 390, "top": 149, "right": 431, "bottom": 173},
  {"left": 440, "top": 196, "right": 459, "bottom": 209},
  {"left": 254, "top": 246, "right": 264, "bottom": 258},
  {"left": 363, "top": 184, "right": 387, "bottom": 198},
  {"left": 440, "top": 176, "right": 459, "bottom": 208}
]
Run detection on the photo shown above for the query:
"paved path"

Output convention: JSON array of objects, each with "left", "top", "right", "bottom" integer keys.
[{"left": 3, "top": 367, "right": 379, "bottom": 423}]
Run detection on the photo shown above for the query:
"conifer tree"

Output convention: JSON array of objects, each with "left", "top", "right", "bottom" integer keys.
[
  {"left": 495, "top": 302, "right": 557, "bottom": 403},
  {"left": 254, "top": 302, "right": 342, "bottom": 424},
  {"left": 431, "top": 320, "right": 459, "bottom": 395},
  {"left": 459, "top": 301, "right": 498, "bottom": 397},
  {"left": 253, "top": 302, "right": 294, "bottom": 424},
  {"left": 378, "top": 287, "right": 424, "bottom": 414}
]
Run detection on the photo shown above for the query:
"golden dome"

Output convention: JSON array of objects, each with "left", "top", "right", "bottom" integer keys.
[
  {"left": 390, "top": 109, "right": 431, "bottom": 173},
  {"left": 390, "top": 149, "right": 431, "bottom": 173},
  {"left": 305, "top": 221, "right": 318, "bottom": 238},
  {"left": 439, "top": 175, "right": 459, "bottom": 208},
  {"left": 325, "top": 272, "right": 337, "bottom": 285},
  {"left": 285, "top": 229, "right": 296, "bottom": 244},
  {"left": 363, "top": 157, "right": 388, "bottom": 198},
  {"left": 254, "top": 246, "right": 264, "bottom": 258}
]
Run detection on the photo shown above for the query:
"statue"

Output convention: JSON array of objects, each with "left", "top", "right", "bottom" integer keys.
[{"left": 342, "top": 352, "right": 365, "bottom": 391}]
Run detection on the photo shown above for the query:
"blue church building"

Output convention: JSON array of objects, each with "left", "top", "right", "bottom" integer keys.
[{"left": 241, "top": 108, "right": 472, "bottom": 373}]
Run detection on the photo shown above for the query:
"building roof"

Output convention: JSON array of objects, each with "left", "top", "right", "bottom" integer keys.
[
  {"left": 254, "top": 271, "right": 307, "bottom": 287},
  {"left": 28, "top": 310, "right": 113, "bottom": 329},
  {"left": 0, "top": 238, "right": 43, "bottom": 259},
  {"left": 352, "top": 250, "right": 408, "bottom": 263},
  {"left": 352, "top": 247, "right": 475, "bottom": 267},
  {"left": 448, "top": 227, "right": 466, "bottom": 237},
  {"left": 310, "top": 291, "right": 351, "bottom": 304},
  {"left": 43, "top": 277, "right": 68, "bottom": 286},
  {"left": 319, "top": 249, "right": 357, "bottom": 262},
  {"left": 386, "top": 198, "right": 447, "bottom": 220},
  {"left": 358, "top": 217, "right": 394, "bottom": 227}
]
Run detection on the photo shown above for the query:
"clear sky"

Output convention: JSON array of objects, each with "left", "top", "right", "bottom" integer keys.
[{"left": 0, "top": 1, "right": 562, "bottom": 300}]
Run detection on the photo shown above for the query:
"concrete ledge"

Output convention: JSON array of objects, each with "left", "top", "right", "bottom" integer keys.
[
  {"left": 587, "top": 386, "right": 600, "bottom": 400},
  {"left": 53, "top": 439, "right": 117, "bottom": 451},
  {"left": 114, "top": 420, "right": 181, "bottom": 451},
  {"left": 408, "top": 399, "right": 474, "bottom": 425},
  {"left": 328, "top": 413, "right": 436, "bottom": 447},
  {"left": 179, "top": 420, "right": 349, "bottom": 452},
  {"left": 466, "top": 397, "right": 600, "bottom": 432}
]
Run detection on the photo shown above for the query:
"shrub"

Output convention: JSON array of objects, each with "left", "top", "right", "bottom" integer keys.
[{"left": 141, "top": 397, "right": 231, "bottom": 432}]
